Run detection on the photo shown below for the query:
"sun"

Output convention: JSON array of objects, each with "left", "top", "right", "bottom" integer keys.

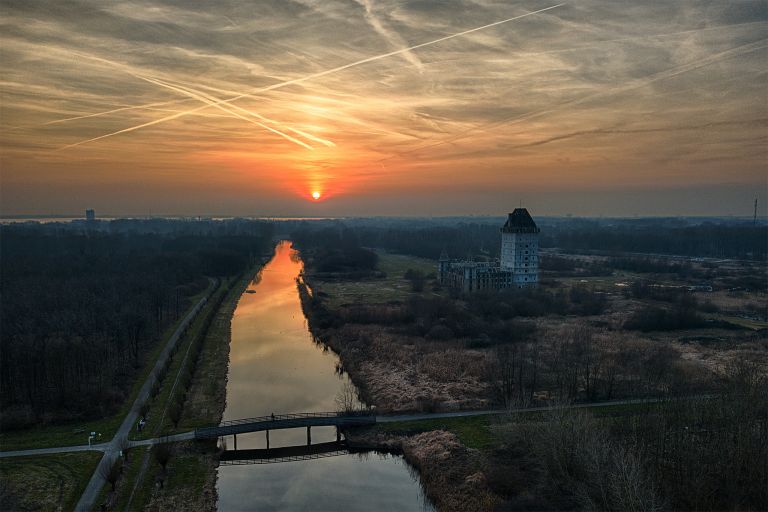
[{"left": 311, "top": 191, "right": 321, "bottom": 200}]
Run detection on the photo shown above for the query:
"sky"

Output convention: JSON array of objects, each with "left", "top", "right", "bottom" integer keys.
[{"left": 1, "top": 0, "right": 766, "bottom": 217}]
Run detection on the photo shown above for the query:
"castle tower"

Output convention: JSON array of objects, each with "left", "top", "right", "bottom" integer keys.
[{"left": 500, "top": 208, "right": 540, "bottom": 287}]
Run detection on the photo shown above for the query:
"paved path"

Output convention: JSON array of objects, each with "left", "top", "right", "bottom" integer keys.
[
  {"left": 0, "top": 443, "right": 109, "bottom": 458},
  {"left": 376, "top": 396, "right": 670, "bottom": 423},
  {"left": 0, "top": 396, "right": 684, "bottom": 460},
  {"left": 73, "top": 279, "right": 216, "bottom": 512}
]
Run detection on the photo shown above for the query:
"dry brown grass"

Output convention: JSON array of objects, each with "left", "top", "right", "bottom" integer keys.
[{"left": 402, "top": 430, "right": 499, "bottom": 512}]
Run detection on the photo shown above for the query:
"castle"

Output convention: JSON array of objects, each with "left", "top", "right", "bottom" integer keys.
[{"left": 438, "top": 208, "right": 540, "bottom": 292}]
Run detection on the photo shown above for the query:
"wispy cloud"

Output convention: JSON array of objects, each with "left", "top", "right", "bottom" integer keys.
[
  {"left": 354, "top": 0, "right": 423, "bottom": 70},
  {"left": 1, "top": 0, "right": 766, "bottom": 216}
]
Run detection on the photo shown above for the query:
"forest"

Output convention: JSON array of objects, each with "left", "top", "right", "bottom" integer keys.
[{"left": 0, "top": 221, "right": 273, "bottom": 429}]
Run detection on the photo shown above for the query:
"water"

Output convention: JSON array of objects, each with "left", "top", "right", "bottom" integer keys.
[{"left": 216, "top": 241, "right": 432, "bottom": 511}]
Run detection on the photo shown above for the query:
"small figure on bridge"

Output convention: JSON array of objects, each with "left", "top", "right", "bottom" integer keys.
[{"left": 271, "top": 413, "right": 275, "bottom": 421}]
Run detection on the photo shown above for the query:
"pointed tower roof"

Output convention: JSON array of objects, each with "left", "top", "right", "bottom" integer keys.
[{"left": 501, "top": 208, "right": 540, "bottom": 234}]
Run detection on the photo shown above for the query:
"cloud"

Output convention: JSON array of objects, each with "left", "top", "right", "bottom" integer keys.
[
  {"left": 1, "top": 0, "right": 766, "bottom": 216},
  {"left": 354, "top": 0, "right": 423, "bottom": 70}
]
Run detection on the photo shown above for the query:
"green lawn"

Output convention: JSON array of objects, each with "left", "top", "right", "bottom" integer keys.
[
  {"left": 376, "top": 415, "right": 495, "bottom": 450},
  {"left": 315, "top": 251, "right": 440, "bottom": 309},
  {"left": 0, "top": 451, "right": 102, "bottom": 511},
  {"left": 713, "top": 314, "right": 768, "bottom": 330},
  {"left": 374, "top": 401, "right": 674, "bottom": 451},
  {"left": 0, "top": 287, "right": 211, "bottom": 451}
]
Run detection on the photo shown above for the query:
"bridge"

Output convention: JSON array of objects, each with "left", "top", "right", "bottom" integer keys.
[{"left": 194, "top": 411, "right": 376, "bottom": 450}]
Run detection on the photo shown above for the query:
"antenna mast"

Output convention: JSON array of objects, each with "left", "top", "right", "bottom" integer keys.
[{"left": 754, "top": 198, "right": 758, "bottom": 225}]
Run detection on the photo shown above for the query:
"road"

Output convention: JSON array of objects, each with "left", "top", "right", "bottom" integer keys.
[{"left": 72, "top": 279, "right": 216, "bottom": 512}]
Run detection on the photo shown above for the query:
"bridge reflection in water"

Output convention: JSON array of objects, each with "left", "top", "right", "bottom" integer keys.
[{"left": 220, "top": 440, "right": 351, "bottom": 465}]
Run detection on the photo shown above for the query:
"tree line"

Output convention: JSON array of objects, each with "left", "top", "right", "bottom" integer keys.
[{"left": 289, "top": 218, "right": 767, "bottom": 261}]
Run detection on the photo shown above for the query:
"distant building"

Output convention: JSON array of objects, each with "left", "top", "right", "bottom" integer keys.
[
  {"left": 438, "top": 208, "right": 540, "bottom": 292},
  {"left": 85, "top": 209, "right": 95, "bottom": 221}
]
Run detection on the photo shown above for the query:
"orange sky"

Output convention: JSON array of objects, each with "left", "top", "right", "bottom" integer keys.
[{"left": 1, "top": 0, "right": 766, "bottom": 216}]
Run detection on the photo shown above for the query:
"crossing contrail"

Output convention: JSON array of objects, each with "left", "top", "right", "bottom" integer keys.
[
  {"left": 134, "top": 76, "right": 315, "bottom": 150},
  {"left": 55, "top": 51, "right": 335, "bottom": 150},
  {"left": 43, "top": 99, "right": 193, "bottom": 126},
  {"left": 148, "top": 77, "right": 336, "bottom": 148},
  {"left": 58, "top": 3, "right": 565, "bottom": 150}
]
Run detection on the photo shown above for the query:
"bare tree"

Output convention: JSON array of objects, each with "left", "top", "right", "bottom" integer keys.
[
  {"left": 153, "top": 442, "right": 172, "bottom": 471},
  {"left": 99, "top": 459, "right": 122, "bottom": 492},
  {"left": 494, "top": 345, "right": 517, "bottom": 408},
  {"left": 334, "top": 382, "right": 360, "bottom": 413}
]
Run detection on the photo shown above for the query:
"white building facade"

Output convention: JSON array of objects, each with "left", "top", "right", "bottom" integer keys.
[
  {"left": 500, "top": 208, "right": 540, "bottom": 287},
  {"left": 439, "top": 208, "right": 540, "bottom": 292}
]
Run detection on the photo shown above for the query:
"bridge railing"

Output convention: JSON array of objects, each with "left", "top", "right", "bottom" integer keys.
[{"left": 217, "top": 410, "right": 374, "bottom": 428}]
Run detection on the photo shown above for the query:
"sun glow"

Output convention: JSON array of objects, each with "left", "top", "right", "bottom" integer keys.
[{"left": 311, "top": 191, "right": 321, "bottom": 200}]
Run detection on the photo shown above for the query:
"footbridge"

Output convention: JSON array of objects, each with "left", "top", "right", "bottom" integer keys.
[{"left": 194, "top": 411, "right": 376, "bottom": 450}]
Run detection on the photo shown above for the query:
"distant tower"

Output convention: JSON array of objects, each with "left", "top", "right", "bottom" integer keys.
[
  {"left": 500, "top": 208, "right": 540, "bottom": 287},
  {"left": 438, "top": 248, "right": 450, "bottom": 284},
  {"left": 754, "top": 198, "right": 758, "bottom": 226},
  {"left": 85, "top": 209, "right": 95, "bottom": 222}
]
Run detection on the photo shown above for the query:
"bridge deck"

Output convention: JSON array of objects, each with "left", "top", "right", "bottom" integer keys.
[{"left": 194, "top": 412, "right": 376, "bottom": 439}]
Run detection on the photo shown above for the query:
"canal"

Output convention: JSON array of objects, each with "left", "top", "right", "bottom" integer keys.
[{"left": 216, "top": 240, "right": 433, "bottom": 511}]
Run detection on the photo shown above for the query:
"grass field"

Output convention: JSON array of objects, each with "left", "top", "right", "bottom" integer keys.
[
  {"left": 377, "top": 415, "right": 496, "bottom": 450},
  {"left": 315, "top": 251, "right": 439, "bottom": 309},
  {"left": 714, "top": 314, "right": 768, "bottom": 330},
  {"left": 374, "top": 401, "right": 671, "bottom": 452},
  {"left": 0, "top": 451, "right": 102, "bottom": 511}
]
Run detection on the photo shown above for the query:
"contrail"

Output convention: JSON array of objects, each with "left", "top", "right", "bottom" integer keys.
[
  {"left": 355, "top": 0, "right": 423, "bottom": 70},
  {"left": 150, "top": 77, "right": 336, "bottom": 148},
  {"left": 386, "top": 37, "right": 768, "bottom": 159},
  {"left": 59, "top": 4, "right": 565, "bottom": 149},
  {"left": 56, "top": 51, "right": 330, "bottom": 150},
  {"left": 137, "top": 77, "right": 315, "bottom": 150},
  {"left": 43, "top": 99, "right": 193, "bottom": 126},
  {"left": 36, "top": 19, "right": 762, "bottom": 132}
]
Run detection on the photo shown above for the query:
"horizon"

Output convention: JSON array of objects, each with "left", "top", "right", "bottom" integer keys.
[{"left": 3, "top": 212, "right": 767, "bottom": 222}]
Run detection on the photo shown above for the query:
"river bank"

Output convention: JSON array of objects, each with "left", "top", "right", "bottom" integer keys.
[
  {"left": 297, "top": 279, "right": 493, "bottom": 414},
  {"left": 136, "top": 267, "right": 260, "bottom": 511},
  {"left": 296, "top": 255, "right": 505, "bottom": 511},
  {"left": 214, "top": 241, "right": 432, "bottom": 511},
  {"left": 346, "top": 428, "right": 500, "bottom": 512}
]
